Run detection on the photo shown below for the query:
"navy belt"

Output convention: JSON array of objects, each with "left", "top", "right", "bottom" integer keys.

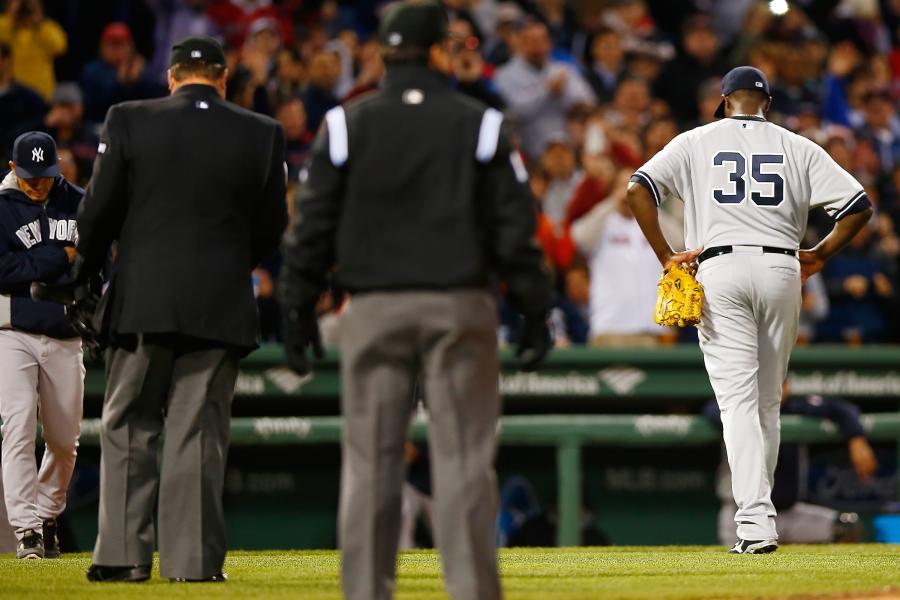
[{"left": 698, "top": 245, "right": 797, "bottom": 264}]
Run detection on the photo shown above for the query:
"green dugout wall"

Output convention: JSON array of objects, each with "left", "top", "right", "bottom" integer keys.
[{"left": 58, "top": 345, "right": 900, "bottom": 549}]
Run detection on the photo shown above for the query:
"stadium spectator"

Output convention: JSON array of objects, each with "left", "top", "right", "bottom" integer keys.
[
  {"left": 583, "top": 27, "right": 626, "bottom": 104},
  {"left": 206, "top": 0, "right": 291, "bottom": 50},
  {"left": 0, "top": 42, "right": 46, "bottom": 161},
  {"left": 565, "top": 124, "right": 615, "bottom": 226},
  {"left": 797, "top": 274, "right": 830, "bottom": 344},
  {"left": 56, "top": 146, "right": 79, "bottom": 186},
  {"left": 534, "top": 0, "right": 579, "bottom": 54},
  {"left": 0, "top": 0, "right": 65, "bottom": 101},
  {"left": 276, "top": 97, "right": 312, "bottom": 182},
  {"left": 769, "top": 41, "right": 824, "bottom": 121},
  {"left": 300, "top": 50, "right": 341, "bottom": 133},
  {"left": 272, "top": 46, "right": 306, "bottom": 102},
  {"left": 530, "top": 164, "right": 575, "bottom": 272},
  {"left": 685, "top": 78, "right": 721, "bottom": 130},
  {"left": 343, "top": 37, "right": 384, "bottom": 100},
  {"left": 540, "top": 136, "right": 581, "bottom": 229},
  {"left": 44, "top": 81, "right": 99, "bottom": 183},
  {"left": 855, "top": 89, "right": 900, "bottom": 175},
  {"left": 495, "top": 20, "right": 595, "bottom": 159},
  {"left": 556, "top": 264, "right": 590, "bottom": 345},
  {"left": 653, "top": 14, "right": 727, "bottom": 125},
  {"left": 817, "top": 224, "right": 896, "bottom": 344},
  {"left": 605, "top": 76, "right": 652, "bottom": 132},
  {"left": 484, "top": 2, "right": 523, "bottom": 67},
  {"left": 42, "top": 83, "right": 97, "bottom": 183},
  {"left": 600, "top": 0, "right": 674, "bottom": 63},
  {"left": 642, "top": 117, "right": 678, "bottom": 159},
  {"left": 571, "top": 169, "right": 682, "bottom": 347},
  {"left": 450, "top": 32, "right": 504, "bottom": 109},
  {"left": 146, "top": 0, "right": 221, "bottom": 84},
  {"left": 80, "top": 23, "right": 165, "bottom": 125},
  {"left": 244, "top": 16, "right": 282, "bottom": 77}
]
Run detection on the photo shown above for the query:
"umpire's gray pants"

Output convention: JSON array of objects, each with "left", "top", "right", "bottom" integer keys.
[
  {"left": 92, "top": 334, "right": 239, "bottom": 580},
  {"left": 339, "top": 291, "right": 501, "bottom": 600}
]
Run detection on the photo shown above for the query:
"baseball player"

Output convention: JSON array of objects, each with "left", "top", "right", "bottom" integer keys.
[
  {"left": 0, "top": 131, "right": 84, "bottom": 559},
  {"left": 627, "top": 66, "right": 872, "bottom": 553}
]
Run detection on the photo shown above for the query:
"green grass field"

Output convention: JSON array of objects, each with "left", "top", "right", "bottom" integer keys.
[{"left": 0, "top": 545, "right": 898, "bottom": 599}]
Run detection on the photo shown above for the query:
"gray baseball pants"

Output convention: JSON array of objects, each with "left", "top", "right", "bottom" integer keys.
[
  {"left": 0, "top": 330, "right": 83, "bottom": 538},
  {"left": 339, "top": 290, "right": 502, "bottom": 600},
  {"left": 697, "top": 249, "right": 801, "bottom": 542}
]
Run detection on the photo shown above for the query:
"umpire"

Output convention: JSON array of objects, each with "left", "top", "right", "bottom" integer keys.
[
  {"left": 75, "top": 37, "right": 287, "bottom": 582},
  {"left": 280, "top": 2, "right": 552, "bottom": 599}
]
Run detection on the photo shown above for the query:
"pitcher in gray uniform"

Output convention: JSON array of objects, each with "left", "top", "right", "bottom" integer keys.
[{"left": 627, "top": 66, "right": 872, "bottom": 554}]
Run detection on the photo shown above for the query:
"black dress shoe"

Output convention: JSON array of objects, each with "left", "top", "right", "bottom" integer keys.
[
  {"left": 171, "top": 572, "right": 227, "bottom": 583},
  {"left": 86, "top": 564, "right": 152, "bottom": 582}
]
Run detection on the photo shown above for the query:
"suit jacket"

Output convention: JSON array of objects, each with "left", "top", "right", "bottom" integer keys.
[{"left": 78, "top": 83, "right": 287, "bottom": 350}]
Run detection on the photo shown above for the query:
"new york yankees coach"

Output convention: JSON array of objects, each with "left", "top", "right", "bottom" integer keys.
[
  {"left": 75, "top": 36, "right": 287, "bottom": 582},
  {"left": 280, "top": 2, "right": 553, "bottom": 599}
]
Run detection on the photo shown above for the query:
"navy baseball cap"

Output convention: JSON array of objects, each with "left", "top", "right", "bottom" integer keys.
[
  {"left": 714, "top": 66, "right": 771, "bottom": 118},
  {"left": 12, "top": 131, "right": 59, "bottom": 179}
]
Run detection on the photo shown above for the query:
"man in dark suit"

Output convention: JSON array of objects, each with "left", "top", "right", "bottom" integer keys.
[{"left": 75, "top": 36, "right": 287, "bottom": 583}]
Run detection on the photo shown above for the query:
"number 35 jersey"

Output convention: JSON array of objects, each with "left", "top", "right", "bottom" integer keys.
[{"left": 631, "top": 116, "right": 871, "bottom": 250}]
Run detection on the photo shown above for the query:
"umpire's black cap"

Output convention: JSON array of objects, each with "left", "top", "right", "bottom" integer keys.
[
  {"left": 170, "top": 36, "right": 226, "bottom": 67},
  {"left": 12, "top": 131, "right": 59, "bottom": 179},
  {"left": 714, "top": 66, "right": 771, "bottom": 118},
  {"left": 379, "top": 0, "right": 449, "bottom": 50}
]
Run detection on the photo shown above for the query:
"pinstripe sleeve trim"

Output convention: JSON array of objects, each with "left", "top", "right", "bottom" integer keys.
[
  {"left": 632, "top": 170, "right": 662, "bottom": 207},
  {"left": 834, "top": 190, "right": 870, "bottom": 221}
]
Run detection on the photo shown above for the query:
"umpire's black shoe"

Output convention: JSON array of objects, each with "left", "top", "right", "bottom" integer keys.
[
  {"left": 728, "top": 538, "right": 778, "bottom": 554},
  {"left": 16, "top": 530, "right": 43, "bottom": 559},
  {"left": 170, "top": 572, "right": 228, "bottom": 583},
  {"left": 86, "top": 564, "right": 152, "bottom": 582},
  {"left": 42, "top": 519, "right": 60, "bottom": 559}
]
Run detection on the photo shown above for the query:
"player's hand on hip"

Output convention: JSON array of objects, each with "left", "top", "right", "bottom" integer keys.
[
  {"left": 663, "top": 247, "right": 703, "bottom": 274},
  {"left": 848, "top": 436, "right": 879, "bottom": 481},
  {"left": 798, "top": 249, "right": 826, "bottom": 283}
]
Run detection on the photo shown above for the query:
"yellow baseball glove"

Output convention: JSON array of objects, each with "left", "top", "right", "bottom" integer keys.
[{"left": 654, "top": 263, "right": 704, "bottom": 327}]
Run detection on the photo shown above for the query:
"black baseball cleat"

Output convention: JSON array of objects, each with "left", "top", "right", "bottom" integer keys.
[
  {"left": 170, "top": 572, "right": 228, "bottom": 583},
  {"left": 86, "top": 564, "right": 152, "bottom": 582},
  {"left": 16, "top": 530, "right": 44, "bottom": 559},
  {"left": 729, "top": 538, "right": 778, "bottom": 554},
  {"left": 42, "top": 519, "right": 60, "bottom": 559}
]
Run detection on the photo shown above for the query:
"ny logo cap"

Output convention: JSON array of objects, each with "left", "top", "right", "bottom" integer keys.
[{"left": 12, "top": 131, "right": 59, "bottom": 179}]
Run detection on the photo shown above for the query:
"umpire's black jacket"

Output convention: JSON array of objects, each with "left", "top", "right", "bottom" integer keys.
[
  {"left": 281, "top": 63, "right": 550, "bottom": 316},
  {"left": 77, "top": 84, "right": 288, "bottom": 350}
]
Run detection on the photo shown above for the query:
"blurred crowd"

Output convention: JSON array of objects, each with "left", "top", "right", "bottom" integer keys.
[{"left": 1, "top": 0, "right": 898, "bottom": 345}]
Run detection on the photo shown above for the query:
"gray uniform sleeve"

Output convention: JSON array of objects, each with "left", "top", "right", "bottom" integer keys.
[
  {"left": 806, "top": 142, "right": 871, "bottom": 220},
  {"left": 631, "top": 132, "right": 690, "bottom": 207}
]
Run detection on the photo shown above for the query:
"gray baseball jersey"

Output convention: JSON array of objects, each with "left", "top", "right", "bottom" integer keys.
[{"left": 632, "top": 117, "right": 867, "bottom": 250}]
